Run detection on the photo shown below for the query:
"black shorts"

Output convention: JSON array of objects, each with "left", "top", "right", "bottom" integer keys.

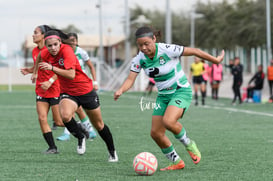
[
  {"left": 192, "top": 75, "right": 204, "bottom": 84},
  {"left": 36, "top": 95, "right": 60, "bottom": 106},
  {"left": 148, "top": 81, "right": 155, "bottom": 86},
  {"left": 60, "top": 90, "right": 100, "bottom": 110},
  {"left": 212, "top": 80, "right": 220, "bottom": 85}
]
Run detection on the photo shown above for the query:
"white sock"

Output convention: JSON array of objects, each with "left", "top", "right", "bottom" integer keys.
[
  {"left": 175, "top": 127, "right": 191, "bottom": 146},
  {"left": 81, "top": 117, "right": 95, "bottom": 132},
  {"left": 64, "top": 127, "right": 71, "bottom": 135}
]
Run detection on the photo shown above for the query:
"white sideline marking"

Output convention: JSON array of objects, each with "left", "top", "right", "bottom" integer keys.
[
  {"left": 203, "top": 105, "right": 273, "bottom": 117},
  {"left": 0, "top": 105, "right": 35, "bottom": 109}
]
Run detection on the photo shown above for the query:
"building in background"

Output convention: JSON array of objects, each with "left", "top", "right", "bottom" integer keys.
[{"left": 22, "top": 34, "right": 128, "bottom": 67}]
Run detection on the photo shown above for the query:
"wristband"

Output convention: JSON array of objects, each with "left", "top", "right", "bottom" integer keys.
[
  {"left": 51, "top": 65, "right": 54, "bottom": 71},
  {"left": 49, "top": 78, "right": 55, "bottom": 84},
  {"left": 93, "top": 81, "right": 98, "bottom": 86}
]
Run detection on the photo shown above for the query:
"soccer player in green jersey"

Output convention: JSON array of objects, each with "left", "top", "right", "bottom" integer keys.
[{"left": 114, "top": 26, "right": 224, "bottom": 171}]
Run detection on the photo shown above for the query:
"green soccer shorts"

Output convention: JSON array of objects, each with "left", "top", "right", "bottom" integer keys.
[{"left": 153, "top": 86, "right": 192, "bottom": 116}]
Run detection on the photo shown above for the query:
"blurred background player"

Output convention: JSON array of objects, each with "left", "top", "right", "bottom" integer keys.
[
  {"left": 267, "top": 60, "right": 273, "bottom": 102},
  {"left": 189, "top": 57, "right": 206, "bottom": 105},
  {"left": 231, "top": 57, "right": 243, "bottom": 105},
  {"left": 143, "top": 78, "right": 156, "bottom": 96},
  {"left": 245, "top": 64, "right": 265, "bottom": 102},
  {"left": 20, "top": 25, "right": 64, "bottom": 154},
  {"left": 210, "top": 63, "right": 223, "bottom": 100},
  {"left": 201, "top": 59, "right": 210, "bottom": 97},
  {"left": 57, "top": 33, "right": 97, "bottom": 141}
]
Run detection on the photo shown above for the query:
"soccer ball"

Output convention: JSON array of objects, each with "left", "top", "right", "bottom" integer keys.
[{"left": 133, "top": 152, "right": 158, "bottom": 176}]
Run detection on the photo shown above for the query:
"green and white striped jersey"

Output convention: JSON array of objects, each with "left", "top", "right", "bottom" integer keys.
[
  {"left": 130, "top": 43, "right": 190, "bottom": 94},
  {"left": 74, "top": 46, "right": 89, "bottom": 73}
]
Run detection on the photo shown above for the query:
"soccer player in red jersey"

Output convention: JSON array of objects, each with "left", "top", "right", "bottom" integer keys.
[
  {"left": 20, "top": 25, "right": 64, "bottom": 154},
  {"left": 31, "top": 30, "right": 118, "bottom": 161}
]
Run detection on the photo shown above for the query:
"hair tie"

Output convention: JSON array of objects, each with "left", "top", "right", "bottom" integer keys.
[
  {"left": 45, "top": 35, "right": 61, "bottom": 41},
  {"left": 136, "top": 32, "right": 154, "bottom": 39}
]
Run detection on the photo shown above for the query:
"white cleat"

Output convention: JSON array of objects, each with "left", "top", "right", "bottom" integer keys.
[
  {"left": 108, "top": 150, "right": 118, "bottom": 162},
  {"left": 77, "top": 137, "right": 86, "bottom": 155}
]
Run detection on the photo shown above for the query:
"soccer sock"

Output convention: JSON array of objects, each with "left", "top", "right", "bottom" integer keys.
[
  {"left": 64, "top": 117, "right": 84, "bottom": 139},
  {"left": 63, "top": 127, "right": 71, "bottom": 135},
  {"left": 174, "top": 127, "right": 191, "bottom": 146},
  {"left": 43, "top": 132, "right": 57, "bottom": 149},
  {"left": 194, "top": 93, "right": 198, "bottom": 102},
  {"left": 161, "top": 145, "right": 181, "bottom": 164},
  {"left": 215, "top": 88, "right": 218, "bottom": 98},
  {"left": 211, "top": 88, "right": 214, "bottom": 98},
  {"left": 201, "top": 91, "right": 205, "bottom": 103},
  {"left": 81, "top": 116, "right": 95, "bottom": 132},
  {"left": 98, "top": 124, "right": 115, "bottom": 155}
]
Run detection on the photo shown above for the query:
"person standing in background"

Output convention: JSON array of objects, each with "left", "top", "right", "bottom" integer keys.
[
  {"left": 189, "top": 57, "right": 206, "bottom": 105},
  {"left": 144, "top": 78, "right": 156, "bottom": 96},
  {"left": 231, "top": 57, "right": 243, "bottom": 105},
  {"left": 267, "top": 60, "right": 273, "bottom": 102},
  {"left": 210, "top": 63, "right": 223, "bottom": 100},
  {"left": 201, "top": 60, "right": 210, "bottom": 98}
]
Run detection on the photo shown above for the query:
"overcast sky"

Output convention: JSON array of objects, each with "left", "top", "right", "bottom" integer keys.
[{"left": 0, "top": 0, "right": 235, "bottom": 56}]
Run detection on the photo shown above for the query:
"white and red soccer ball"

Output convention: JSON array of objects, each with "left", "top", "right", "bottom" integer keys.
[{"left": 133, "top": 152, "right": 158, "bottom": 176}]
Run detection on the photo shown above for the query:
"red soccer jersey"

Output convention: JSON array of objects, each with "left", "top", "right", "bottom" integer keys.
[
  {"left": 40, "top": 44, "right": 93, "bottom": 96},
  {"left": 32, "top": 46, "right": 60, "bottom": 98}
]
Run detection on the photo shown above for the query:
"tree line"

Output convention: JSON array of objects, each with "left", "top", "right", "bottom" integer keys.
[{"left": 130, "top": 0, "right": 271, "bottom": 51}]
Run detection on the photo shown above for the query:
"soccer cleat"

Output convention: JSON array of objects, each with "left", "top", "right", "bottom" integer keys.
[
  {"left": 77, "top": 137, "right": 86, "bottom": 155},
  {"left": 160, "top": 160, "right": 185, "bottom": 171},
  {"left": 108, "top": 150, "right": 118, "bottom": 162},
  {"left": 88, "top": 130, "right": 97, "bottom": 140},
  {"left": 43, "top": 148, "right": 59, "bottom": 154},
  {"left": 186, "top": 140, "right": 201, "bottom": 164},
  {"left": 77, "top": 123, "right": 90, "bottom": 139},
  {"left": 56, "top": 133, "right": 70, "bottom": 141}
]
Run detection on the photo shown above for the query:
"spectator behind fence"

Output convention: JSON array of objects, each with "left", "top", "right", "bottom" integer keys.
[
  {"left": 267, "top": 60, "right": 273, "bottom": 102},
  {"left": 245, "top": 65, "right": 265, "bottom": 103}
]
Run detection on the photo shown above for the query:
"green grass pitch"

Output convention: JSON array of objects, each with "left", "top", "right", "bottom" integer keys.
[{"left": 0, "top": 88, "right": 272, "bottom": 181}]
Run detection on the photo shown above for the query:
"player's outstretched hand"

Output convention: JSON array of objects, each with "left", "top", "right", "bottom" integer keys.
[
  {"left": 216, "top": 50, "right": 225, "bottom": 64},
  {"left": 114, "top": 90, "right": 122, "bottom": 101}
]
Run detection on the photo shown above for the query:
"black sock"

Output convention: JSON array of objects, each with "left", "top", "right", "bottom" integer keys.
[
  {"left": 64, "top": 118, "right": 84, "bottom": 139},
  {"left": 194, "top": 93, "right": 198, "bottom": 102},
  {"left": 98, "top": 124, "right": 115, "bottom": 155},
  {"left": 201, "top": 91, "right": 206, "bottom": 98},
  {"left": 43, "top": 132, "right": 57, "bottom": 149}
]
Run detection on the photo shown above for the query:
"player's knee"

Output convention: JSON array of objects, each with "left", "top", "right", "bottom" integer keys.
[
  {"left": 93, "top": 120, "right": 104, "bottom": 131},
  {"left": 61, "top": 112, "right": 73, "bottom": 123},
  {"left": 162, "top": 117, "right": 174, "bottom": 130},
  {"left": 38, "top": 114, "right": 47, "bottom": 123}
]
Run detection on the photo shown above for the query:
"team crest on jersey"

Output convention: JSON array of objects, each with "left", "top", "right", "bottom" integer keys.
[
  {"left": 133, "top": 64, "right": 140, "bottom": 69},
  {"left": 159, "top": 56, "right": 166, "bottom": 65},
  {"left": 58, "top": 58, "right": 64, "bottom": 66}
]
